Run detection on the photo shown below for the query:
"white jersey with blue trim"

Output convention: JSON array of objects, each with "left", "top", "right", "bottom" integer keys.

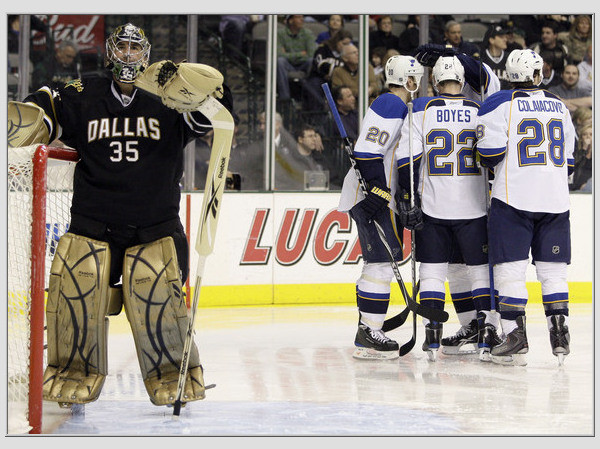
[
  {"left": 476, "top": 87, "right": 575, "bottom": 213},
  {"left": 338, "top": 92, "right": 407, "bottom": 213},
  {"left": 396, "top": 94, "right": 487, "bottom": 220},
  {"left": 463, "top": 61, "right": 501, "bottom": 102}
]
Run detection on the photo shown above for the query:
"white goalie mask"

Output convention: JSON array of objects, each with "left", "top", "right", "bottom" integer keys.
[
  {"left": 432, "top": 56, "right": 465, "bottom": 91},
  {"left": 505, "top": 49, "right": 543, "bottom": 85},
  {"left": 105, "top": 23, "right": 151, "bottom": 83},
  {"left": 384, "top": 55, "right": 424, "bottom": 93}
]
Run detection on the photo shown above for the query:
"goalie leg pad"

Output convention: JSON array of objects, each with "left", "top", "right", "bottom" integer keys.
[
  {"left": 122, "top": 236, "right": 205, "bottom": 406},
  {"left": 43, "top": 233, "right": 111, "bottom": 405}
]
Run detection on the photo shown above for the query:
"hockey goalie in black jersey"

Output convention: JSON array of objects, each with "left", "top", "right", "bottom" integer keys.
[{"left": 10, "top": 23, "right": 234, "bottom": 408}]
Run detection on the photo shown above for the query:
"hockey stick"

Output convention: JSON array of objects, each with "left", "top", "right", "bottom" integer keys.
[
  {"left": 173, "top": 96, "right": 234, "bottom": 417},
  {"left": 321, "top": 83, "right": 448, "bottom": 324},
  {"left": 478, "top": 62, "right": 496, "bottom": 314},
  {"left": 398, "top": 100, "right": 419, "bottom": 356},
  {"left": 381, "top": 280, "right": 419, "bottom": 331}
]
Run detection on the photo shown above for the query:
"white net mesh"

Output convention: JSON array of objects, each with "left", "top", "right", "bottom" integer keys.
[{"left": 7, "top": 145, "right": 76, "bottom": 434}]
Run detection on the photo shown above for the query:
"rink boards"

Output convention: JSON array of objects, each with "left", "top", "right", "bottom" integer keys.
[{"left": 180, "top": 191, "right": 593, "bottom": 307}]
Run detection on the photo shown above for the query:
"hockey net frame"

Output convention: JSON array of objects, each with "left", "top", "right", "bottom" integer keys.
[{"left": 7, "top": 144, "right": 79, "bottom": 434}]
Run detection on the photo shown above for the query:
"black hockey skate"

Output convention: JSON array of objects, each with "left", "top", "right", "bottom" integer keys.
[
  {"left": 549, "top": 315, "right": 570, "bottom": 366},
  {"left": 441, "top": 318, "right": 478, "bottom": 355},
  {"left": 478, "top": 312, "right": 503, "bottom": 362},
  {"left": 422, "top": 322, "right": 443, "bottom": 361},
  {"left": 353, "top": 324, "right": 399, "bottom": 360},
  {"left": 490, "top": 315, "right": 528, "bottom": 366}
]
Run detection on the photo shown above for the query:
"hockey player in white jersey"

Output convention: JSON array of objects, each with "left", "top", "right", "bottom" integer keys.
[
  {"left": 338, "top": 55, "right": 424, "bottom": 360},
  {"left": 411, "top": 44, "right": 503, "bottom": 358},
  {"left": 396, "top": 55, "right": 501, "bottom": 361},
  {"left": 476, "top": 49, "right": 575, "bottom": 366}
]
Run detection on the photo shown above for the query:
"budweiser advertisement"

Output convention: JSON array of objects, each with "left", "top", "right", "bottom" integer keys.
[{"left": 32, "top": 14, "right": 105, "bottom": 53}]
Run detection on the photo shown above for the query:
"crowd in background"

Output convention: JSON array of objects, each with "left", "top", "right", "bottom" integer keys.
[
  {"left": 265, "top": 13, "right": 593, "bottom": 193},
  {"left": 8, "top": 14, "right": 593, "bottom": 193}
]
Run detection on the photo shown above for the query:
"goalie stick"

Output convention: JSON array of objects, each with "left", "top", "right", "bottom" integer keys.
[
  {"left": 172, "top": 96, "right": 234, "bottom": 417},
  {"left": 321, "top": 83, "right": 448, "bottom": 325}
]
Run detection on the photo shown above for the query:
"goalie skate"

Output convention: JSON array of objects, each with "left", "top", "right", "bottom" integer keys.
[
  {"left": 441, "top": 319, "right": 478, "bottom": 355},
  {"left": 353, "top": 325, "right": 399, "bottom": 360}
]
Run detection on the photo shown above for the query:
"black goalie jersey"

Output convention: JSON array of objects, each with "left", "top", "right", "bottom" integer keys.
[{"left": 25, "top": 71, "right": 233, "bottom": 227}]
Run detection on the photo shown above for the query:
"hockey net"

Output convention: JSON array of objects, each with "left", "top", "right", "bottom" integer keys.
[{"left": 7, "top": 144, "right": 78, "bottom": 434}]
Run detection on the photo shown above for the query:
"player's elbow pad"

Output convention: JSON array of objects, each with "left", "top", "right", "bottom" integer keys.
[{"left": 356, "top": 157, "right": 386, "bottom": 185}]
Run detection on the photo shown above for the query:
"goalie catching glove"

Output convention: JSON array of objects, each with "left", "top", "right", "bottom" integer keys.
[
  {"left": 135, "top": 60, "right": 225, "bottom": 113},
  {"left": 358, "top": 181, "right": 392, "bottom": 221},
  {"left": 395, "top": 187, "right": 423, "bottom": 230}
]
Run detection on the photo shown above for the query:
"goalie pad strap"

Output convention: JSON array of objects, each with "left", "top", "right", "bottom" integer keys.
[
  {"left": 43, "top": 233, "right": 111, "bottom": 404},
  {"left": 8, "top": 101, "right": 50, "bottom": 148},
  {"left": 122, "top": 236, "right": 205, "bottom": 406}
]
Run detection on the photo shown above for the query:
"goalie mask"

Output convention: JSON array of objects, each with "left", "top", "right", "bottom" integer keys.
[
  {"left": 505, "top": 49, "right": 543, "bottom": 85},
  {"left": 106, "top": 23, "right": 151, "bottom": 83},
  {"left": 384, "top": 55, "right": 424, "bottom": 93}
]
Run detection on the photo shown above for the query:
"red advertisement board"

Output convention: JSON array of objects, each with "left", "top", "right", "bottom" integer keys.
[{"left": 32, "top": 14, "right": 105, "bottom": 53}]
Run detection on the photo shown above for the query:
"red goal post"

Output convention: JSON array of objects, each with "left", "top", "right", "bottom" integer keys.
[{"left": 7, "top": 144, "right": 79, "bottom": 434}]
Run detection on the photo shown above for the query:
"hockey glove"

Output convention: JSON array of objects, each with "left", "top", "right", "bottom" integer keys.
[
  {"left": 358, "top": 181, "right": 392, "bottom": 222},
  {"left": 414, "top": 44, "right": 458, "bottom": 67},
  {"left": 395, "top": 187, "right": 423, "bottom": 231},
  {"left": 135, "top": 60, "right": 225, "bottom": 112}
]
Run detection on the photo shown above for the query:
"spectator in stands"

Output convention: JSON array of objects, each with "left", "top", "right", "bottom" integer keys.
[
  {"left": 31, "top": 40, "right": 81, "bottom": 90},
  {"left": 370, "top": 46, "right": 387, "bottom": 92},
  {"left": 576, "top": 44, "right": 592, "bottom": 91},
  {"left": 303, "top": 29, "right": 354, "bottom": 110},
  {"left": 277, "top": 15, "right": 316, "bottom": 101},
  {"left": 8, "top": 15, "right": 20, "bottom": 53},
  {"left": 265, "top": 110, "right": 297, "bottom": 159},
  {"left": 558, "top": 15, "right": 592, "bottom": 65},
  {"left": 331, "top": 43, "right": 381, "bottom": 104},
  {"left": 569, "top": 124, "right": 592, "bottom": 192},
  {"left": 443, "top": 20, "right": 479, "bottom": 57},
  {"left": 219, "top": 15, "right": 262, "bottom": 57},
  {"left": 333, "top": 85, "right": 359, "bottom": 144},
  {"left": 369, "top": 15, "right": 400, "bottom": 53},
  {"left": 507, "top": 15, "right": 540, "bottom": 46},
  {"left": 275, "top": 123, "right": 327, "bottom": 190},
  {"left": 226, "top": 116, "right": 266, "bottom": 191},
  {"left": 571, "top": 105, "right": 593, "bottom": 134},
  {"left": 429, "top": 15, "right": 455, "bottom": 45},
  {"left": 549, "top": 64, "right": 592, "bottom": 114},
  {"left": 502, "top": 20, "right": 526, "bottom": 51},
  {"left": 397, "top": 15, "right": 421, "bottom": 55},
  {"left": 543, "top": 14, "right": 573, "bottom": 34},
  {"left": 316, "top": 14, "right": 345, "bottom": 44},
  {"left": 480, "top": 25, "right": 511, "bottom": 89},
  {"left": 529, "top": 20, "right": 569, "bottom": 73},
  {"left": 539, "top": 52, "right": 563, "bottom": 89},
  {"left": 383, "top": 48, "right": 400, "bottom": 67}
]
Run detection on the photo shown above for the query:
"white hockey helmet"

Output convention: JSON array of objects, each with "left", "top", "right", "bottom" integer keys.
[
  {"left": 384, "top": 55, "right": 424, "bottom": 91},
  {"left": 505, "top": 49, "right": 543, "bottom": 85},
  {"left": 432, "top": 55, "right": 465, "bottom": 89},
  {"left": 105, "top": 23, "right": 151, "bottom": 83}
]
